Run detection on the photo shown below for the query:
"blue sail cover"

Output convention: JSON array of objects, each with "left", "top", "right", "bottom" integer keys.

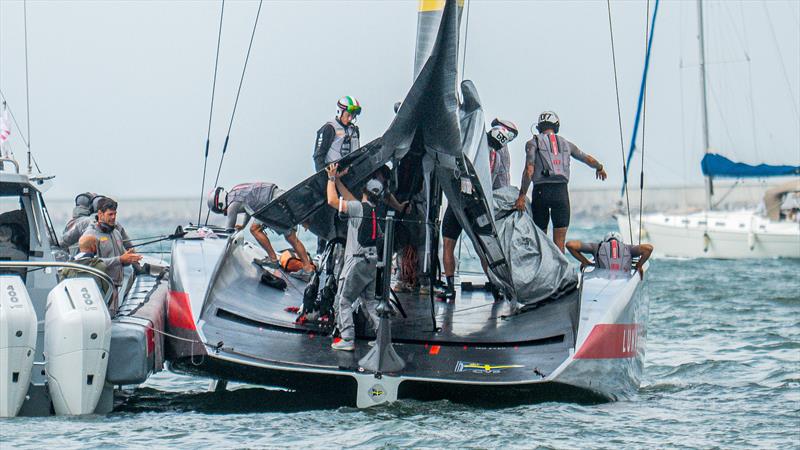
[{"left": 701, "top": 153, "right": 800, "bottom": 178}]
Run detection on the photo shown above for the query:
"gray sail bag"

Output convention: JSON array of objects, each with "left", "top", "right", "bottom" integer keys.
[{"left": 492, "top": 187, "right": 578, "bottom": 308}]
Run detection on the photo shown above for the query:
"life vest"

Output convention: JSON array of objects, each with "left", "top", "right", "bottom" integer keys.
[
  {"left": 532, "top": 133, "right": 571, "bottom": 183},
  {"left": 229, "top": 182, "right": 277, "bottom": 211},
  {"left": 596, "top": 239, "right": 633, "bottom": 272},
  {"left": 356, "top": 202, "right": 382, "bottom": 248},
  {"left": 324, "top": 119, "right": 360, "bottom": 163},
  {"left": 279, "top": 250, "right": 304, "bottom": 272}
]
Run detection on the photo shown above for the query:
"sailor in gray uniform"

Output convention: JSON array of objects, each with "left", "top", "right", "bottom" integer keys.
[
  {"left": 566, "top": 232, "right": 653, "bottom": 279},
  {"left": 439, "top": 119, "right": 518, "bottom": 300},
  {"left": 313, "top": 96, "right": 361, "bottom": 171},
  {"left": 325, "top": 162, "right": 384, "bottom": 351},
  {"left": 61, "top": 194, "right": 131, "bottom": 251},
  {"left": 82, "top": 198, "right": 142, "bottom": 312},
  {"left": 515, "top": 111, "right": 608, "bottom": 252},
  {"left": 207, "top": 182, "right": 315, "bottom": 280}
]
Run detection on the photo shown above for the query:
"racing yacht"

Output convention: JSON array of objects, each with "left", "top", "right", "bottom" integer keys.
[{"left": 163, "top": 0, "right": 651, "bottom": 408}]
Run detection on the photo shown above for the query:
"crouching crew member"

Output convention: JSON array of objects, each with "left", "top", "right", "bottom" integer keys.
[
  {"left": 439, "top": 119, "right": 518, "bottom": 300},
  {"left": 60, "top": 235, "right": 112, "bottom": 294},
  {"left": 566, "top": 232, "right": 653, "bottom": 279},
  {"left": 515, "top": 111, "right": 608, "bottom": 252},
  {"left": 325, "top": 162, "right": 383, "bottom": 352},
  {"left": 83, "top": 198, "right": 142, "bottom": 313},
  {"left": 208, "top": 182, "right": 315, "bottom": 281}
]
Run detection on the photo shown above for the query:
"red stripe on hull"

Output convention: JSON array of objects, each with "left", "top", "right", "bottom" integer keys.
[
  {"left": 574, "top": 324, "right": 640, "bottom": 359},
  {"left": 167, "top": 291, "right": 197, "bottom": 331}
]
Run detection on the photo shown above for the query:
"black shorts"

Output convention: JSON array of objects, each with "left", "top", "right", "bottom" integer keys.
[
  {"left": 441, "top": 206, "right": 462, "bottom": 240},
  {"left": 531, "top": 183, "right": 570, "bottom": 230}
]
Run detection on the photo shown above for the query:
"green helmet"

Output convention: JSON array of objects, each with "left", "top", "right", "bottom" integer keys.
[{"left": 337, "top": 96, "right": 362, "bottom": 117}]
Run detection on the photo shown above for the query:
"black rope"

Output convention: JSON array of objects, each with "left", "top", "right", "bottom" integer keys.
[
  {"left": 23, "top": 0, "right": 31, "bottom": 173},
  {"left": 198, "top": 0, "right": 226, "bottom": 225},
  {"left": 606, "top": 0, "right": 634, "bottom": 242},
  {"left": 638, "top": 0, "right": 650, "bottom": 245},
  {"left": 205, "top": 0, "right": 264, "bottom": 225}
]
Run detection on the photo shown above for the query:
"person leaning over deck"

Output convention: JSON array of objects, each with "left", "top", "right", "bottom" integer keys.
[
  {"left": 514, "top": 111, "right": 608, "bottom": 252},
  {"left": 82, "top": 198, "right": 142, "bottom": 312},
  {"left": 566, "top": 232, "right": 653, "bottom": 279},
  {"left": 60, "top": 234, "right": 112, "bottom": 294},
  {"left": 207, "top": 182, "right": 315, "bottom": 281},
  {"left": 438, "top": 119, "right": 519, "bottom": 301},
  {"left": 325, "top": 162, "right": 384, "bottom": 352}
]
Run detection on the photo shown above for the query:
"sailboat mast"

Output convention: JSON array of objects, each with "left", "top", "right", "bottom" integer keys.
[{"left": 697, "top": 0, "right": 713, "bottom": 210}]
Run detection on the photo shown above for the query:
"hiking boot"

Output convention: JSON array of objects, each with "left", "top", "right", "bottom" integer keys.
[
  {"left": 290, "top": 268, "right": 314, "bottom": 282},
  {"left": 331, "top": 339, "right": 355, "bottom": 351},
  {"left": 254, "top": 256, "right": 279, "bottom": 269}
]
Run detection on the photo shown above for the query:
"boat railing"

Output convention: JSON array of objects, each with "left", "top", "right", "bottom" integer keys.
[
  {"left": 0, "top": 260, "right": 115, "bottom": 307},
  {"left": 0, "top": 157, "right": 20, "bottom": 173}
]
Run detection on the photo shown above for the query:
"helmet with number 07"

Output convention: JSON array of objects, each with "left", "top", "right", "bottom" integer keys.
[
  {"left": 603, "top": 231, "right": 624, "bottom": 243},
  {"left": 536, "top": 110, "right": 560, "bottom": 133},
  {"left": 207, "top": 187, "right": 228, "bottom": 215},
  {"left": 337, "top": 96, "right": 362, "bottom": 117}
]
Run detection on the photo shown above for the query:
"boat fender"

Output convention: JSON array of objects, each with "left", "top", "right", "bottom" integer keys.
[
  {"left": 44, "top": 278, "right": 111, "bottom": 415},
  {"left": 0, "top": 275, "right": 38, "bottom": 418},
  {"left": 260, "top": 270, "right": 287, "bottom": 291}
]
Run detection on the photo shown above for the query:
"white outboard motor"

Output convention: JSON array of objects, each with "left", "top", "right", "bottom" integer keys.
[
  {"left": 44, "top": 278, "right": 111, "bottom": 415},
  {"left": 0, "top": 275, "right": 38, "bottom": 418}
]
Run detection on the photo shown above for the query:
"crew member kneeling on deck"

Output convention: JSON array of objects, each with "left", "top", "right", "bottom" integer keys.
[
  {"left": 207, "top": 182, "right": 315, "bottom": 281},
  {"left": 83, "top": 198, "right": 142, "bottom": 313},
  {"left": 325, "top": 162, "right": 383, "bottom": 352},
  {"left": 439, "top": 119, "right": 518, "bottom": 300},
  {"left": 566, "top": 232, "right": 653, "bottom": 279},
  {"left": 515, "top": 111, "right": 608, "bottom": 252}
]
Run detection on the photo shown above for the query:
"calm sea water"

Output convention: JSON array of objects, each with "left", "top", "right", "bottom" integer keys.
[{"left": 2, "top": 202, "right": 798, "bottom": 449}]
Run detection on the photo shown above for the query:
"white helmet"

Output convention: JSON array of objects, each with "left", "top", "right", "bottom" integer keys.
[
  {"left": 603, "top": 231, "right": 624, "bottom": 243},
  {"left": 487, "top": 118, "right": 519, "bottom": 149},
  {"left": 536, "top": 110, "right": 560, "bottom": 133},
  {"left": 207, "top": 187, "right": 228, "bottom": 215},
  {"left": 491, "top": 118, "right": 519, "bottom": 140}
]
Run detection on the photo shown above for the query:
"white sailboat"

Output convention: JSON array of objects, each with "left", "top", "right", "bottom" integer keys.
[{"left": 617, "top": 0, "right": 800, "bottom": 259}]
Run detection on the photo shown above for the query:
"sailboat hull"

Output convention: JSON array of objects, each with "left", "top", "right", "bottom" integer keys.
[
  {"left": 617, "top": 211, "right": 800, "bottom": 259},
  {"left": 164, "top": 233, "right": 648, "bottom": 407}
]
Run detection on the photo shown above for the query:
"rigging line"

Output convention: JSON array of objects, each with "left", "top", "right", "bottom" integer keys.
[
  {"left": 23, "top": 0, "right": 31, "bottom": 173},
  {"left": 205, "top": 0, "right": 264, "bottom": 225},
  {"left": 0, "top": 89, "right": 30, "bottom": 148},
  {"left": 198, "top": 0, "right": 226, "bottom": 225},
  {"left": 738, "top": 0, "right": 759, "bottom": 159},
  {"left": 460, "top": 0, "right": 471, "bottom": 80},
  {"left": 638, "top": 0, "right": 650, "bottom": 245},
  {"left": 605, "top": 0, "right": 633, "bottom": 243},
  {"left": 762, "top": 0, "right": 799, "bottom": 122}
]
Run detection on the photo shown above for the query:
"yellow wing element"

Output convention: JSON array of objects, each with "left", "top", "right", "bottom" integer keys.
[{"left": 418, "top": 0, "right": 464, "bottom": 12}]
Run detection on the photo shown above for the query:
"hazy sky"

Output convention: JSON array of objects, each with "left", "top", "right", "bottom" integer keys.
[{"left": 1, "top": 0, "right": 798, "bottom": 201}]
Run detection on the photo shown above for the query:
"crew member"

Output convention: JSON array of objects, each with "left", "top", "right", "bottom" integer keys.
[
  {"left": 325, "top": 162, "right": 383, "bottom": 351},
  {"left": 62, "top": 194, "right": 131, "bottom": 251},
  {"left": 207, "top": 182, "right": 315, "bottom": 281},
  {"left": 60, "top": 235, "right": 111, "bottom": 294},
  {"left": 83, "top": 198, "right": 142, "bottom": 312},
  {"left": 439, "top": 119, "right": 518, "bottom": 300},
  {"left": 313, "top": 96, "right": 361, "bottom": 171},
  {"left": 514, "top": 111, "right": 608, "bottom": 252},
  {"left": 566, "top": 232, "right": 653, "bottom": 279}
]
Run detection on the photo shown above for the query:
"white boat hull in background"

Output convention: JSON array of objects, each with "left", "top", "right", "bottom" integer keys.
[
  {"left": 617, "top": 210, "right": 800, "bottom": 259},
  {"left": 44, "top": 278, "right": 111, "bottom": 416},
  {"left": 0, "top": 276, "right": 38, "bottom": 418}
]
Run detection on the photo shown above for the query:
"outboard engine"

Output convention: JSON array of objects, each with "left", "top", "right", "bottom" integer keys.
[
  {"left": 0, "top": 275, "right": 38, "bottom": 418},
  {"left": 44, "top": 278, "right": 111, "bottom": 415}
]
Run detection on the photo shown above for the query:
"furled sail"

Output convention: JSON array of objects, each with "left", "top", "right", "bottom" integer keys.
[{"left": 701, "top": 153, "right": 800, "bottom": 178}]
